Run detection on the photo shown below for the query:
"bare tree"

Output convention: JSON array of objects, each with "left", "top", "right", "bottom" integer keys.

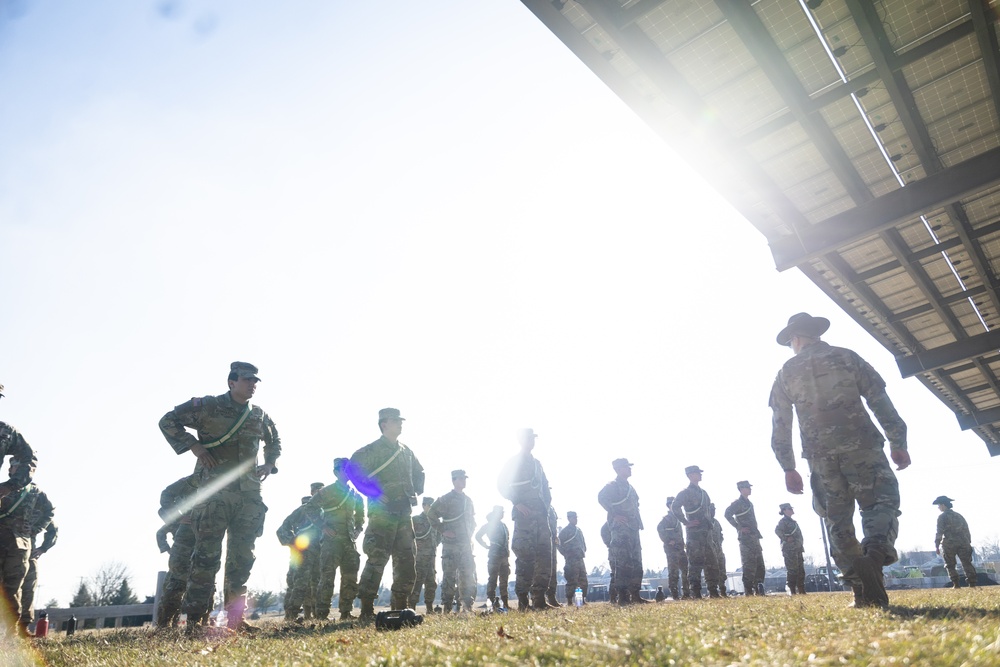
[
  {"left": 977, "top": 536, "right": 1000, "bottom": 562},
  {"left": 91, "top": 561, "right": 135, "bottom": 606}
]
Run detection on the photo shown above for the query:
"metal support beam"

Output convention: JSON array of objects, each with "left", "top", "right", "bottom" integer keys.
[
  {"left": 967, "top": 0, "right": 1000, "bottom": 129},
  {"left": 897, "top": 328, "right": 1000, "bottom": 377},
  {"left": 769, "top": 145, "right": 1000, "bottom": 269},
  {"left": 958, "top": 406, "right": 1000, "bottom": 431}
]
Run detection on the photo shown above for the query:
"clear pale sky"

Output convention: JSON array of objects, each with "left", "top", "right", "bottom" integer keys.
[{"left": 1, "top": 1, "right": 996, "bottom": 606}]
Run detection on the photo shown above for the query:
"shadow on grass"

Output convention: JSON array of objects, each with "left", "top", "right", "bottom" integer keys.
[{"left": 890, "top": 605, "right": 1000, "bottom": 620}]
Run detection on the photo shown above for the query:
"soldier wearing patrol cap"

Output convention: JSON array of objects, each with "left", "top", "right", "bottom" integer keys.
[
  {"left": 302, "top": 458, "right": 364, "bottom": 620},
  {"left": 656, "top": 496, "right": 690, "bottom": 600},
  {"left": 598, "top": 458, "right": 645, "bottom": 604},
  {"left": 409, "top": 496, "right": 440, "bottom": 613},
  {"left": 475, "top": 505, "right": 510, "bottom": 610},
  {"left": 276, "top": 494, "right": 322, "bottom": 622},
  {"left": 346, "top": 408, "right": 425, "bottom": 619},
  {"left": 159, "top": 361, "right": 281, "bottom": 633},
  {"left": 671, "top": 466, "right": 721, "bottom": 598},
  {"left": 428, "top": 470, "right": 476, "bottom": 612},
  {"left": 775, "top": 503, "right": 805, "bottom": 594},
  {"left": 934, "top": 496, "right": 976, "bottom": 589},
  {"left": 725, "top": 481, "right": 765, "bottom": 596}
]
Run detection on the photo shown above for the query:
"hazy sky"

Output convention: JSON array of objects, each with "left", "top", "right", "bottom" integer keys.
[{"left": 1, "top": 0, "right": 997, "bottom": 607}]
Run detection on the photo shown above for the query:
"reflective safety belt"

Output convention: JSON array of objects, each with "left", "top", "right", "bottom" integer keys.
[
  {"left": 0, "top": 484, "right": 33, "bottom": 519},
  {"left": 201, "top": 404, "right": 252, "bottom": 449},
  {"left": 369, "top": 444, "right": 406, "bottom": 477}
]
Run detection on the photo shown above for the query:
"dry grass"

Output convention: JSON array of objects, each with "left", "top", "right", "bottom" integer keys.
[{"left": 4, "top": 588, "right": 1000, "bottom": 666}]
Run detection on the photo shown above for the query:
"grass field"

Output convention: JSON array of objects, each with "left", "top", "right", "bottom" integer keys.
[{"left": 4, "top": 589, "right": 1000, "bottom": 666}]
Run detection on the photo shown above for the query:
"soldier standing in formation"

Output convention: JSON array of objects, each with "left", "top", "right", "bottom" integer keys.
[
  {"left": 428, "top": 470, "right": 476, "bottom": 613},
  {"left": 672, "top": 465, "right": 721, "bottom": 599},
  {"left": 475, "top": 505, "right": 510, "bottom": 610},
  {"left": 770, "top": 313, "right": 909, "bottom": 609},
  {"left": 159, "top": 361, "right": 281, "bottom": 632},
  {"left": 725, "top": 481, "right": 765, "bottom": 596},
  {"left": 657, "top": 496, "right": 690, "bottom": 600},
  {"left": 0, "top": 457, "right": 51, "bottom": 637},
  {"left": 933, "top": 496, "right": 976, "bottom": 588},
  {"left": 409, "top": 497, "right": 439, "bottom": 614},
  {"left": 598, "top": 458, "right": 645, "bottom": 604},
  {"left": 709, "top": 504, "right": 727, "bottom": 596},
  {"left": 775, "top": 503, "right": 805, "bottom": 595},
  {"left": 498, "top": 428, "right": 553, "bottom": 611},
  {"left": 276, "top": 494, "right": 322, "bottom": 622},
  {"left": 557, "top": 511, "right": 587, "bottom": 606},
  {"left": 347, "top": 408, "right": 424, "bottom": 620},
  {"left": 305, "top": 459, "right": 364, "bottom": 621},
  {"left": 19, "top": 501, "right": 57, "bottom": 632},
  {"left": 155, "top": 475, "right": 201, "bottom": 627}
]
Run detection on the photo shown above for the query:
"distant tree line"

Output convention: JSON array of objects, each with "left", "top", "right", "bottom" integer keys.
[{"left": 69, "top": 561, "right": 140, "bottom": 607}]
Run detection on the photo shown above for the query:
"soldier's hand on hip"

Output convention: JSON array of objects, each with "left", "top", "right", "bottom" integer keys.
[
  {"left": 256, "top": 464, "right": 272, "bottom": 482},
  {"left": 190, "top": 443, "right": 218, "bottom": 469},
  {"left": 784, "top": 470, "right": 804, "bottom": 494},
  {"left": 890, "top": 449, "right": 911, "bottom": 470}
]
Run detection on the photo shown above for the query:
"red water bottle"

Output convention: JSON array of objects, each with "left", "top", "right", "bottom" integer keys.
[{"left": 35, "top": 612, "right": 49, "bottom": 637}]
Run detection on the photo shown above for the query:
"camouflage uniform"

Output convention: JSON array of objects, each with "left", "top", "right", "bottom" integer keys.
[
  {"left": 545, "top": 506, "right": 561, "bottom": 606},
  {"left": 19, "top": 517, "right": 57, "bottom": 628},
  {"left": 770, "top": 340, "right": 907, "bottom": 587},
  {"left": 409, "top": 501, "right": 440, "bottom": 612},
  {"left": 155, "top": 475, "right": 200, "bottom": 627},
  {"left": 347, "top": 432, "right": 425, "bottom": 613},
  {"left": 303, "top": 479, "right": 364, "bottom": 619},
  {"left": 159, "top": 382, "right": 281, "bottom": 625},
  {"left": 672, "top": 485, "right": 721, "bottom": 598},
  {"left": 656, "top": 502, "right": 689, "bottom": 600},
  {"left": 600, "top": 521, "right": 616, "bottom": 604},
  {"left": 498, "top": 445, "right": 552, "bottom": 607},
  {"left": 276, "top": 499, "right": 323, "bottom": 620},
  {"left": 475, "top": 510, "right": 510, "bottom": 608},
  {"left": 935, "top": 508, "right": 976, "bottom": 588},
  {"left": 724, "top": 493, "right": 765, "bottom": 596},
  {"left": 428, "top": 487, "right": 476, "bottom": 612},
  {"left": 598, "top": 478, "right": 643, "bottom": 603},
  {"left": 776, "top": 512, "right": 805, "bottom": 594},
  {"left": 710, "top": 512, "right": 727, "bottom": 596},
  {"left": 0, "top": 421, "right": 37, "bottom": 492},
  {"left": 0, "top": 482, "right": 53, "bottom": 635},
  {"left": 557, "top": 519, "right": 587, "bottom": 605}
]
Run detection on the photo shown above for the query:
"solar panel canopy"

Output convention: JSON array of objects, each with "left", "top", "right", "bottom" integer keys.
[{"left": 522, "top": 0, "right": 1000, "bottom": 455}]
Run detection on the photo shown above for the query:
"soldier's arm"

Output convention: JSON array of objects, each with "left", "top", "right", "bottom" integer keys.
[
  {"left": 159, "top": 399, "right": 203, "bottom": 455},
  {"left": 275, "top": 510, "right": 299, "bottom": 546},
  {"left": 934, "top": 515, "right": 945, "bottom": 549},
  {"left": 260, "top": 412, "right": 281, "bottom": 474},
  {"left": 39, "top": 519, "right": 58, "bottom": 553},
  {"left": 723, "top": 503, "right": 740, "bottom": 529},
  {"left": 580, "top": 531, "right": 586, "bottom": 555},
  {"left": 855, "top": 354, "right": 907, "bottom": 451},
  {"left": 353, "top": 492, "right": 365, "bottom": 536},
  {"left": 156, "top": 525, "right": 172, "bottom": 553},
  {"left": 475, "top": 523, "right": 490, "bottom": 549},
  {"left": 5, "top": 426, "right": 36, "bottom": 488},
  {"left": 670, "top": 496, "right": 688, "bottom": 525},
  {"left": 768, "top": 376, "right": 797, "bottom": 471},
  {"left": 411, "top": 452, "right": 425, "bottom": 497},
  {"left": 426, "top": 499, "right": 444, "bottom": 529}
]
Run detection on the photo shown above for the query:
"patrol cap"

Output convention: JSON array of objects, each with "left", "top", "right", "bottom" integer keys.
[
  {"left": 378, "top": 407, "right": 405, "bottom": 421},
  {"left": 452, "top": 469, "right": 468, "bottom": 479},
  {"left": 685, "top": 465, "right": 704, "bottom": 475},
  {"left": 310, "top": 482, "right": 325, "bottom": 493},
  {"left": 932, "top": 495, "right": 954, "bottom": 505},
  {"left": 333, "top": 457, "right": 349, "bottom": 471},
  {"left": 666, "top": 496, "right": 675, "bottom": 506},
  {"left": 517, "top": 428, "right": 538, "bottom": 439},
  {"left": 300, "top": 496, "right": 311, "bottom": 505},
  {"left": 566, "top": 511, "right": 577, "bottom": 518},
  {"left": 779, "top": 503, "right": 793, "bottom": 514},
  {"left": 230, "top": 361, "right": 260, "bottom": 381},
  {"left": 612, "top": 458, "right": 633, "bottom": 470},
  {"left": 737, "top": 480, "right": 752, "bottom": 489},
  {"left": 422, "top": 496, "right": 434, "bottom": 507},
  {"left": 776, "top": 312, "right": 830, "bottom": 346}
]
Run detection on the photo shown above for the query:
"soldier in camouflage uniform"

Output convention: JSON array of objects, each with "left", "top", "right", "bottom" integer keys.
[
  {"left": 775, "top": 503, "right": 805, "bottom": 594},
  {"left": 410, "top": 497, "right": 440, "bottom": 613},
  {"left": 498, "top": 428, "right": 553, "bottom": 611},
  {"left": 725, "top": 481, "right": 765, "bottom": 596},
  {"left": 656, "top": 496, "right": 690, "bottom": 600},
  {"left": 598, "top": 458, "right": 646, "bottom": 605},
  {"left": 0, "top": 458, "right": 52, "bottom": 637},
  {"left": 428, "top": 470, "right": 476, "bottom": 612},
  {"left": 155, "top": 475, "right": 201, "bottom": 627},
  {"left": 279, "top": 484, "right": 325, "bottom": 617},
  {"left": 933, "top": 496, "right": 976, "bottom": 589},
  {"left": 770, "top": 313, "right": 909, "bottom": 609},
  {"left": 475, "top": 505, "right": 510, "bottom": 610},
  {"left": 600, "top": 520, "right": 617, "bottom": 604},
  {"left": 709, "top": 504, "right": 727, "bottom": 596},
  {"left": 545, "top": 505, "right": 562, "bottom": 607},
  {"left": 672, "top": 465, "right": 721, "bottom": 599},
  {"left": 557, "top": 511, "right": 587, "bottom": 605},
  {"left": 19, "top": 508, "right": 57, "bottom": 630},
  {"left": 0, "top": 385, "right": 37, "bottom": 497},
  {"left": 304, "top": 460, "right": 365, "bottom": 620},
  {"left": 276, "top": 495, "right": 322, "bottom": 621},
  {"left": 346, "top": 408, "right": 424, "bottom": 619},
  {"left": 159, "top": 361, "right": 281, "bottom": 631}
]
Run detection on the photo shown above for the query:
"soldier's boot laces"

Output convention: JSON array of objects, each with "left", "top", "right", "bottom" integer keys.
[{"left": 855, "top": 547, "right": 890, "bottom": 610}]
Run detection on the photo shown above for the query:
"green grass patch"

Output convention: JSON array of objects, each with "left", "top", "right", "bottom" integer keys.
[{"left": 5, "top": 589, "right": 1000, "bottom": 666}]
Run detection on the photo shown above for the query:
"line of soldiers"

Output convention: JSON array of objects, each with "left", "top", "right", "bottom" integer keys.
[{"left": 0, "top": 384, "right": 57, "bottom": 639}]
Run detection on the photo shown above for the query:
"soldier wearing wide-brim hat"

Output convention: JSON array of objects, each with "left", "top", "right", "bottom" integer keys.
[
  {"left": 158, "top": 361, "right": 281, "bottom": 632},
  {"left": 775, "top": 503, "right": 806, "bottom": 594},
  {"left": 769, "top": 312, "right": 910, "bottom": 609},
  {"left": 933, "top": 496, "right": 976, "bottom": 588}
]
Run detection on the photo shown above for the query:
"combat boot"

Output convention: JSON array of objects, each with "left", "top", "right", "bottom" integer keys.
[
  {"left": 303, "top": 605, "right": 314, "bottom": 620},
  {"left": 545, "top": 592, "right": 563, "bottom": 608},
  {"left": 339, "top": 611, "right": 355, "bottom": 621},
  {"left": 669, "top": 587, "right": 680, "bottom": 601},
  {"left": 854, "top": 553, "right": 889, "bottom": 609},
  {"left": 390, "top": 592, "right": 408, "bottom": 611},
  {"left": 950, "top": 577, "right": 961, "bottom": 589},
  {"left": 441, "top": 597, "right": 453, "bottom": 614},
  {"left": 516, "top": 593, "right": 530, "bottom": 611},
  {"left": 360, "top": 599, "right": 375, "bottom": 621},
  {"left": 500, "top": 595, "right": 509, "bottom": 610},
  {"left": 226, "top": 597, "right": 247, "bottom": 631},
  {"left": 532, "top": 592, "right": 557, "bottom": 610},
  {"left": 849, "top": 584, "right": 871, "bottom": 608},
  {"left": 631, "top": 589, "right": 651, "bottom": 603}
]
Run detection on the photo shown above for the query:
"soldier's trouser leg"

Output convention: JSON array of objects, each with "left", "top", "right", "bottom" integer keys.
[
  {"left": 610, "top": 525, "right": 642, "bottom": 602},
  {"left": 512, "top": 513, "right": 551, "bottom": 598},
  {"left": 485, "top": 554, "right": 500, "bottom": 600},
  {"left": 183, "top": 498, "right": 231, "bottom": 620},
  {"left": 338, "top": 539, "right": 360, "bottom": 615},
  {"left": 498, "top": 557, "right": 510, "bottom": 606},
  {"left": 548, "top": 540, "right": 558, "bottom": 596},
  {"left": 564, "top": 558, "right": 587, "bottom": 602},
  {"left": 457, "top": 549, "right": 476, "bottom": 610},
  {"left": 942, "top": 546, "right": 960, "bottom": 585},
  {"left": 739, "top": 539, "right": 764, "bottom": 594},
  {"left": 0, "top": 539, "right": 29, "bottom": 635},
  {"left": 713, "top": 545, "right": 727, "bottom": 594},
  {"left": 440, "top": 547, "right": 459, "bottom": 612},
  {"left": 316, "top": 537, "right": 340, "bottom": 618},
  {"left": 19, "top": 558, "right": 37, "bottom": 626},
  {"left": 409, "top": 555, "right": 435, "bottom": 611},
  {"left": 160, "top": 524, "right": 196, "bottom": 626},
  {"left": 685, "top": 531, "right": 711, "bottom": 597},
  {"left": 957, "top": 545, "right": 977, "bottom": 586},
  {"left": 287, "top": 545, "right": 318, "bottom": 618},
  {"left": 359, "top": 511, "right": 415, "bottom": 610},
  {"left": 223, "top": 495, "right": 267, "bottom": 625}
]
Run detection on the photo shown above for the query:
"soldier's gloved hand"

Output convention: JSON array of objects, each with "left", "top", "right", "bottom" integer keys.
[
  {"left": 31, "top": 548, "right": 44, "bottom": 559},
  {"left": 890, "top": 449, "right": 911, "bottom": 471},
  {"left": 156, "top": 533, "right": 171, "bottom": 553},
  {"left": 784, "top": 470, "right": 804, "bottom": 494}
]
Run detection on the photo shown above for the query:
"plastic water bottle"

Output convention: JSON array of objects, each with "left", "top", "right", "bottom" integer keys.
[
  {"left": 574, "top": 587, "right": 583, "bottom": 607},
  {"left": 216, "top": 610, "right": 228, "bottom": 627},
  {"left": 178, "top": 613, "right": 188, "bottom": 628},
  {"left": 66, "top": 615, "right": 77, "bottom": 636}
]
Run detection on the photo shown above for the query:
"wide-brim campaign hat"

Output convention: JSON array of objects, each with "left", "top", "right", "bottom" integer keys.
[
  {"left": 776, "top": 312, "right": 831, "bottom": 346},
  {"left": 932, "top": 495, "right": 954, "bottom": 505}
]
